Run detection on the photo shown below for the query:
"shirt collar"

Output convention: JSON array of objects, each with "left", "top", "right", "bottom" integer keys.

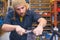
[{"left": 26, "top": 10, "right": 30, "bottom": 16}]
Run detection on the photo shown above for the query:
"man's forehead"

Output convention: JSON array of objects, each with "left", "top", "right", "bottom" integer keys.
[{"left": 15, "top": 5, "right": 25, "bottom": 8}]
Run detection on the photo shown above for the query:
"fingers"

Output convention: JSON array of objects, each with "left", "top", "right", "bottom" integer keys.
[
  {"left": 33, "top": 27, "right": 43, "bottom": 36},
  {"left": 16, "top": 26, "right": 26, "bottom": 36},
  {"left": 33, "top": 30, "right": 42, "bottom": 36}
]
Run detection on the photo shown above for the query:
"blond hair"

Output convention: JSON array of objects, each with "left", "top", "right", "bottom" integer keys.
[{"left": 12, "top": 0, "right": 29, "bottom": 9}]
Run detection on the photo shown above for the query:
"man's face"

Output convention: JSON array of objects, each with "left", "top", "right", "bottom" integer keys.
[{"left": 14, "top": 5, "right": 27, "bottom": 17}]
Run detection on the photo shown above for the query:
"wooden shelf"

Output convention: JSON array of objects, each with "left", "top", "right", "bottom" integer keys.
[
  {"left": 56, "top": 0, "right": 60, "bottom": 1},
  {"left": 43, "top": 28, "right": 51, "bottom": 31},
  {"left": 30, "top": 0, "right": 51, "bottom": 12},
  {"left": 47, "top": 20, "right": 52, "bottom": 21},
  {"left": 31, "top": 6, "right": 51, "bottom": 8},
  {"left": 30, "top": 0, "right": 50, "bottom": 3},
  {"left": 58, "top": 21, "right": 60, "bottom": 24},
  {"left": 30, "top": 0, "right": 52, "bottom": 31},
  {"left": 47, "top": 24, "right": 51, "bottom": 26},
  {"left": 30, "top": 3, "right": 50, "bottom": 4},
  {"left": 34, "top": 10, "right": 51, "bottom": 13},
  {"left": 42, "top": 14, "right": 51, "bottom": 17},
  {"left": 32, "top": 23, "right": 52, "bottom": 27}
]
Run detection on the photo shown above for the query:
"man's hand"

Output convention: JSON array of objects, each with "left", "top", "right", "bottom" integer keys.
[
  {"left": 33, "top": 18, "right": 47, "bottom": 36},
  {"left": 15, "top": 26, "right": 26, "bottom": 36},
  {"left": 33, "top": 27, "right": 43, "bottom": 36}
]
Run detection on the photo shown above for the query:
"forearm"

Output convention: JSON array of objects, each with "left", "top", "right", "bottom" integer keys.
[
  {"left": 33, "top": 18, "right": 47, "bottom": 35},
  {"left": 37, "top": 18, "right": 47, "bottom": 28},
  {"left": 1, "top": 24, "right": 19, "bottom": 32}
]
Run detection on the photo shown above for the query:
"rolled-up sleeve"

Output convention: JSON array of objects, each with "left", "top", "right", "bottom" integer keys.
[
  {"left": 4, "top": 11, "right": 13, "bottom": 24},
  {"left": 0, "top": 20, "right": 3, "bottom": 28},
  {"left": 0, "top": 12, "right": 12, "bottom": 28}
]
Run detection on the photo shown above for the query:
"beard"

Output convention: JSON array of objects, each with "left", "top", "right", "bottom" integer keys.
[{"left": 18, "top": 13, "right": 26, "bottom": 17}]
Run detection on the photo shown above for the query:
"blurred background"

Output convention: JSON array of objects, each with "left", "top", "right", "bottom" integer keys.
[{"left": 0, "top": 0, "right": 60, "bottom": 40}]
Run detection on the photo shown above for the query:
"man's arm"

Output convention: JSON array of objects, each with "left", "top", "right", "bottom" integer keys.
[
  {"left": 33, "top": 18, "right": 47, "bottom": 35},
  {"left": 1, "top": 11, "right": 26, "bottom": 35},
  {"left": 37, "top": 18, "right": 47, "bottom": 28},
  {"left": 1, "top": 24, "right": 17, "bottom": 32},
  {"left": 2, "top": 24, "right": 26, "bottom": 35}
]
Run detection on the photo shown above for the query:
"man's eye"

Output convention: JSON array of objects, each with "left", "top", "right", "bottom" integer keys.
[
  {"left": 16, "top": 7, "right": 24, "bottom": 10},
  {"left": 16, "top": 9, "right": 20, "bottom": 10},
  {"left": 21, "top": 7, "right": 24, "bottom": 9}
]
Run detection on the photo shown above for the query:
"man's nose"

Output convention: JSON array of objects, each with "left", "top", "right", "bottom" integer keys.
[{"left": 20, "top": 9, "right": 23, "bottom": 12}]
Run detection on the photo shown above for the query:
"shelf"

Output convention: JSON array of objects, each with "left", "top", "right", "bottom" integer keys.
[
  {"left": 58, "top": 21, "right": 60, "bottom": 24},
  {"left": 31, "top": 5, "right": 50, "bottom": 9},
  {"left": 42, "top": 14, "right": 51, "bottom": 17},
  {"left": 32, "top": 23, "right": 52, "bottom": 27},
  {"left": 43, "top": 26, "right": 52, "bottom": 31},
  {"left": 30, "top": 0, "right": 50, "bottom": 2},
  {"left": 30, "top": 0, "right": 52, "bottom": 31},
  {"left": 30, "top": 3, "right": 50, "bottom": 4},
  {"left": 47, "top": 20, "right": 51, "bottom": 21},
  {"left": 30, "top": 0, "right": 50, "bottom": 3},
  {"left": 34, "top": 10, "right": 51, "bottom": 12},
  {"left": 56, "top": 0, "right": 60, "bottom": 1},
  {"left": 43, "top": 28, "right": 51, "bottom": 31},
  {"left": 47, "top": 24, "right": 52, "bottom": 26},
  {"left": 30, "top": 0, "right": 51, "bottom": 13}
]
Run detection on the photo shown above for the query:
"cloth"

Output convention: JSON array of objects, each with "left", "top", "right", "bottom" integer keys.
[{"left": 3, "top": 10, "right": 41, "bottom": 40}]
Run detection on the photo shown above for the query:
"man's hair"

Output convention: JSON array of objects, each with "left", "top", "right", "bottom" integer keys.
[
  {"left": 12, "top": 0, "right": 29, "bottom": 9},
  {"left": 10, "top": 0, "right": 29, "bottom": 21}
]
